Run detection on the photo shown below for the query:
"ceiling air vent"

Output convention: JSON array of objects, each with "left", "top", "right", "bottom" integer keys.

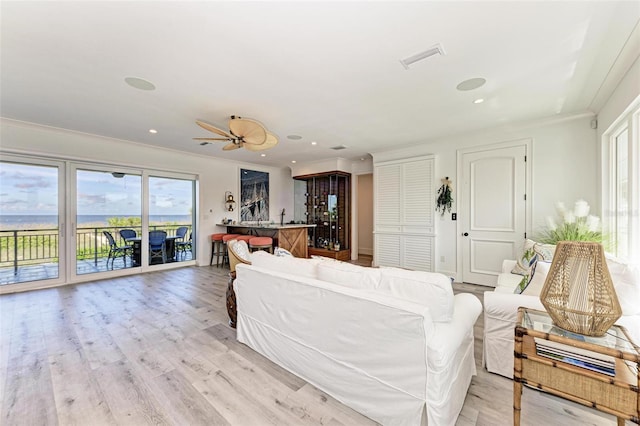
[
  {"left": 330, "top": 145, "right": 348, "bottom": 150},
  {"left": 400, "top": 43, "right": 446, "bottom": 69}
]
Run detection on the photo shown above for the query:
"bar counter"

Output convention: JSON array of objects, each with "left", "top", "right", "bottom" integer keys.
[{"left": 218, "top": 223, "right": 315, "bottom": 258}]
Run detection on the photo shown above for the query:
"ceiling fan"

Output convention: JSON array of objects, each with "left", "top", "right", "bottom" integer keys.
[{"left": 194, "top": 115, "right": 278, "bottom": 151}]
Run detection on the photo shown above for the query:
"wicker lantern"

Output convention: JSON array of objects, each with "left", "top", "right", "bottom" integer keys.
[{"left": 540, "top": 241, "right": 621, "bottom": 337}]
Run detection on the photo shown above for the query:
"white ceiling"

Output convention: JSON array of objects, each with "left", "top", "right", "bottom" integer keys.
[{"left": 1, "top": 1, "right": 639, "bottom": 167}]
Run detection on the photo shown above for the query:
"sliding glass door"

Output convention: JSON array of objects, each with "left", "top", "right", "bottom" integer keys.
[
  {"left": 148, "top": 175, "right": 195, "bottom": 266},
  {"left": 0, "top": 156, "right": 65, "bottom": 287},
  {"left": 74, "top": 167, "right": 142, "bottom": 275},
  {"left": 0, "top": 155, "right": 197, "bottom": 289}
]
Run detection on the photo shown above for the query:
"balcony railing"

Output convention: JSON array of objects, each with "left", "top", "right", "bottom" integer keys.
[{"left": 0, "top": 224, "right": 192, "bottom": 274}]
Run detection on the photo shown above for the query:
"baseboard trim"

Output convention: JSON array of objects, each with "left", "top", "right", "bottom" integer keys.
[{"left": 358, "top": 248, "right": 373, "bottom": 256}]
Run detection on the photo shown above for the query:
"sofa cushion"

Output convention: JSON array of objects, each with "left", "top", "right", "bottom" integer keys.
[
  {"left": 317, "top": 261, "right": 381, "bottom": 290},
  {"left": 377, "top": 267, "right": 454, "bottom": 323},
  {"left": 251, "top": 250, "right": 319, "bottom": 279},
  {"left": 229, "top": 239, "right": 252, "bottom": 262}
]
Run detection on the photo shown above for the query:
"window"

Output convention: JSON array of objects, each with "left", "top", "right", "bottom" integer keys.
[
  {"left": 0, "top": 158, "right": 64, "bottom": 286},
  {"left": 603, "top": 99, "right": 639, "bottom": 262}
]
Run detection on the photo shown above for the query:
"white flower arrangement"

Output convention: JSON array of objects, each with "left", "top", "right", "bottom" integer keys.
[{"left": 538, "top": 199, "right": 603, "bottom": 244}]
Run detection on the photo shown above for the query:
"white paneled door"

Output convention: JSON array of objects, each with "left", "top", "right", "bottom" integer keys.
[{"left": 460, "top": 144, "right": 528, "bottom": 285}]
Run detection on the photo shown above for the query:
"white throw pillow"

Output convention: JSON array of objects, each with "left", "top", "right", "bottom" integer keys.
[
  {"left": 522, "top": 261, "right": 551, "bottom": 296},
  {"left": 317, "top": 261, "right": 381, "bottom": 290},
  {"left": 250, "top": 251, "right": 319, "bottom": 279},
  {"left": 607, "top": 256, "right": 640, "bottom": 316},
  {"left": 377, "top": 267, "right": 454, "bottom": 323}
]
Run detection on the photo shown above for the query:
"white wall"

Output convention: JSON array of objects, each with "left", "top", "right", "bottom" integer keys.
[
  {"left": 372, "top": 114, "right": 597, "bottom": 279},
  {"left": 597, "top": 56, "right": 640, "bottom": 137},
  {"left": 357, "top": 174, "right": 373, "bottom": 256},
  {"left": 0, "top": 119, "right": 295, "bottom": 266},
  {"left": 290, "top": 158, "right": 352, "bottom": 177}
]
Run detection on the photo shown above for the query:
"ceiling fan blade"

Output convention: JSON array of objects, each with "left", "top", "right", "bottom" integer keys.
[
  {"left": 222, "top": 142, "right": 242, "bottom": 151},
  {"left": 193, "top": 137, "right": 231, "bottom": 141},
  {"left": 196, "top": 120, "right": 234, "bottom": 138},
  {"left": 244, "top": 132, "right": 278, "bottom": 151},
  {"left": 229, "top": 117, "right": 267, "bottom": 145}
]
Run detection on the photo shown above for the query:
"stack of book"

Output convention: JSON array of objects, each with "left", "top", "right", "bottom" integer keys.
[{"left": 533, "top": 322, "right": 616, "bottom": 376}]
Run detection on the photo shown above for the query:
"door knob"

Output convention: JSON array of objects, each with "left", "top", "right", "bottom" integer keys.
[{"left": 462, "top": 232, "right": 469, "bottom": 236}]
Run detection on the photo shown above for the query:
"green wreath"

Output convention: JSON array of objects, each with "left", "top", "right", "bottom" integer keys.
[{"left": 436, "top": 178, "right": 453, "bottom": 216}]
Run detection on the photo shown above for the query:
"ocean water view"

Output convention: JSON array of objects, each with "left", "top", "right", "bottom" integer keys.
[{"left": 0, "top": 214, "right": 192, "bottom": 230}]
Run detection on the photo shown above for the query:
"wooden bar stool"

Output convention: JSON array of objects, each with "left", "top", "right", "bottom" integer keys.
[
  {"left": 221, "top": 234, "right": 241, "bottom": 267},
  {"left": 210, "top": 233, "right": 226, "bottom": 266},
  {"left": 249, "top": 236, "right": 273, "bottom": 253},
  {"left": 235, "top": 235, "right": 253, "bottom": 244}
]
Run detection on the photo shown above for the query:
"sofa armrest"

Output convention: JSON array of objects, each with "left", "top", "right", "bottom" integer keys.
[
  {"left": 501, "top": 259, "right": 517, "bottom": 274},
  {"left": 482, "top": 291, "right": 544, "bottom": 378},
  {"left": 484, "top": 291, "right": 544, "bottom": 322},
  {"left": 453, "top": 293, "right": 483, "bottom": 331},
  {"left": 428, "top": 293, "right": 482, "bottom": 360}
]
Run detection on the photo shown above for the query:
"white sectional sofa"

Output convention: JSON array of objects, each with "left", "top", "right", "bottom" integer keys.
[
  {"left": 484, "top": 256, "right": 640, "bottom": 379},
  {"left": 234, "top": 252, "right": 482, "bottom": 426}
]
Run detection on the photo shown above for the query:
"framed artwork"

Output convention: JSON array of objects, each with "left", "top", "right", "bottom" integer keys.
[{"left": 240, "top": 169, "right": 269, "bottom": 221}]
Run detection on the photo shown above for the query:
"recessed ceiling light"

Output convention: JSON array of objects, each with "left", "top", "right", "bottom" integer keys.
[
  {"left": 261, "top": 154, "right": 266, "bottom": 157},
  {"left": 311, "top": 141, "right": 317, "bottom": 145},
  {"left": 360, "top": 158, "right": 365, "bottom": 161},
  {"left": 291, "top": 160, "right": 297, "bottom": 164},
  {"left": 287, "top": 135, "right": 302, "bottom": 140},
  {"left": 456, "top": 78, "right": 486, "bottom": 91},
  {"left": 124, "top": 77, "right": 156, "bottom": 91},
  {"left": 149, "top": 129, "right": 158, "bottom": 134},
  {"left": 473, "top": 98, "right": 485, "bottom": 104}
]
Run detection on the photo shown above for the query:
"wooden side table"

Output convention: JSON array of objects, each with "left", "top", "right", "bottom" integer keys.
[{"left": 514, "top": 307, "right": 639, "bottom": 425}]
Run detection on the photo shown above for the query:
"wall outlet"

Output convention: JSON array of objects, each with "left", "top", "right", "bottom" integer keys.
[
  {"left": 440, "top": 256, "right": 445, "bottom": 262},
  {"left": 451, "top": 213, "right": 457, "bottom": 220}
]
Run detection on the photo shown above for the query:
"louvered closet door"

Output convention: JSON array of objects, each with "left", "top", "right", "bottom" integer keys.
[
  {"left": 376, "top": 234, "right": 401, "bottom": 267},
  {"left": 403, "top": 235, "right": 433, "bottom": 271},
  {"left": 374, "top": 156, "right": 435, "bottom": 270},
  {"left": 375, "top": 164, "right": 401, "bottom": 266},
  {"left": 375, "top": 164, "right": 401, "bottom": 228},
  {"left": 402, "top": 159, "right": 434, "bottom": 233}
]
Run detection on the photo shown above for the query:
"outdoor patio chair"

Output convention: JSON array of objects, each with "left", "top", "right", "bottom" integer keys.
[
  {"left": 119, "top": 228, "right": 137, "bottom": 241},
  {"left": 103, "top": 230, "right": 133, "bottom": 269},
  {"left": 175, "top": 226, "right": 188, "bottom": 241},
  {"left": 149, "top": 230, "right": 167, "bottom": 264},
  {"left": 176, "top": 232, "right": 192, "bottom": 260}
]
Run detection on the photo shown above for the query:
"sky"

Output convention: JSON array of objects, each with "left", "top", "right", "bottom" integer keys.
[{"left": 0, "top": 162, "right": 193, "bottom": 216}]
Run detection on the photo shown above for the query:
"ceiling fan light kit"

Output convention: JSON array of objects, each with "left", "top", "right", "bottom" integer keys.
[{"left": 195, "top": 115, "right": 278, "bottom": 151}]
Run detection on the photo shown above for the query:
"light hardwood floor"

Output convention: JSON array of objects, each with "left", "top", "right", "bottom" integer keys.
[{"left": 0, "top": 262, "right": 622, "bottom": 425}]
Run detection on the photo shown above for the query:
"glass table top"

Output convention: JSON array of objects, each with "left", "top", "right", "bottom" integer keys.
[{"left": 521, "top": 308, "right": 637, "bottom": 354}]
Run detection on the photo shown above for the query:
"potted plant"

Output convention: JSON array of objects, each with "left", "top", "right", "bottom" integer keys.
[{"left": 538, "top": 200, "right": 604, "bottom": 244}]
